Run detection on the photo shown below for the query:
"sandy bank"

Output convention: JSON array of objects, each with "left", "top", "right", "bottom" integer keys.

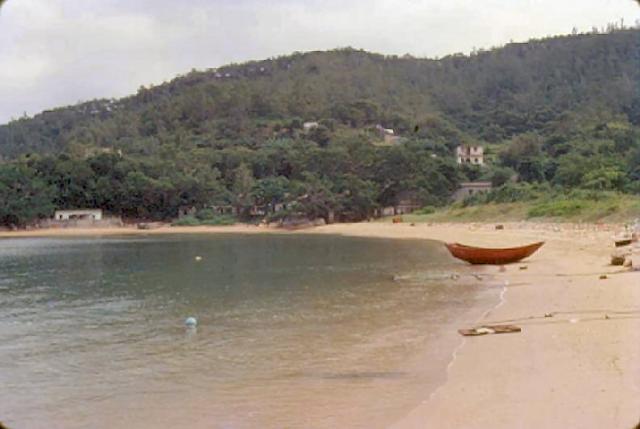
[
  {"left": 0, "top": 224, "right": 268, "bottom": 238},
  {"left": 2, "top": 222, "right": 638, "bottom": 428},
  {"left": 375, "top": 223, "right": 639, "bottom": 429}
]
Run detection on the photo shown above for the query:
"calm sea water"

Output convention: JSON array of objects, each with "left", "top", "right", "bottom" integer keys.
[{"left": 0, "top": 234, "right": 497, "bottom": 429}]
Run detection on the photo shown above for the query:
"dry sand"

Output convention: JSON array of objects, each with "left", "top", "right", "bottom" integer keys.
[{"left": 2, "top": 221, "right": 639, "bottom": 428}]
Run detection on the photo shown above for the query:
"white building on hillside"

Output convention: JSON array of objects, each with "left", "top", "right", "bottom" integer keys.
[
  {"left": 303, "top": 121, "right": 319, "bottom": 132},
  {"left": 456, "top": 145, "right": 484, "bottom": 165}
]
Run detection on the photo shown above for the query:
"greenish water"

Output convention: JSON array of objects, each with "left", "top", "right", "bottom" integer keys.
[{"left": 0, "top": 234, "right": 497, "bottom": 429}]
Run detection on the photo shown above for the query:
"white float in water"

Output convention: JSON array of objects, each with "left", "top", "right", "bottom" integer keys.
[
  {"left": 195, "top": 256, "right": 202, "bottom": 261},
  {"left": 185, "top": 317, "right": 198, "bottom": 327}
]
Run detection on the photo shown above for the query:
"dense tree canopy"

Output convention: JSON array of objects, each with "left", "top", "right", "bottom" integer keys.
[{"left": 0, "top": 28, "right": 639, "bottom": 227}]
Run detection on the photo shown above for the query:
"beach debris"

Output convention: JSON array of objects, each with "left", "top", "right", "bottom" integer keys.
[
  {"left": 544, "top": 312, "right": 553, "bottom": 318},
  {"left": 604, "top": 314, "right": 610, "bottom": 320},
  {"left": 410, "top": 223, "right": 416, "bottom": 227},
  {"left": 395, "top": 272, "right": 467, "bottom": 282},
  {"left": 495, "top": 224, "right": 504, "bottom": 230},
  {"left": 599, "top": 274, "right": 608, "bottom": 280},
  {"left": 185, "top": 317, "right": 198, "bottom": 327},
  {"left": 610, "top": 256, "right": 625, "bottom": 266},
  {"left": 610, "top": 249, "right": 629, "bottom": 266},
  {"left": 137, "top": 222, "right": 164, "bottom": 230},
  {"left": 519, "top": 265, "right": 528, "bottom": 270},
  {"left": 569, "top": 318, "right": 579, "bottom": 324},
  {"left": 392, "top": 216, "right": 403, "bottom": 224},
  {"left": 614, "top": 234, "right": 633, "bottom": 248},
  {"left": 458, "top": 324, "right": 521, "bottom": 336},
  {"left": 195, "top": 256, "right": 203, "bottom": 261}
]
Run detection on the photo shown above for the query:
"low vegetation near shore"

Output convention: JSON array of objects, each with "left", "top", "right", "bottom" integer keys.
[
  {"left": 171, "top": 210, "right": 236, "bottom": 226},
  {"left": 396, "top": 189, "right": 640, "bottom": 223}
]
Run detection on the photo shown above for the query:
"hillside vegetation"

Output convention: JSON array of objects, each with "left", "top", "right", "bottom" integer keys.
[
  {"left": 396, "top": 191, "right": 640, "bottom": 224},
  {"left": 1, "top": 29, "right": 639, "bottom": 227}
]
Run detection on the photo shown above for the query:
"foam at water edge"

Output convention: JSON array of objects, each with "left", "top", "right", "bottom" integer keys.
[{"left": 425, "top": 278, "right": 508, "bottom": 404}]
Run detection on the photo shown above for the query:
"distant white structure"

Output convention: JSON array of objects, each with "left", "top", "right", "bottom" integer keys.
[
  {"left": 376, "top": 124, "right": 395, "bottom": 136},
  {"left": 303, "top": 121, "right": 319, "bottom": 132},
  {"left": 54, "top": 209, "right": 103, "bottom": 221},
  {"left": 456, "top": 145, "right": 484, "bottom": 165},
  {"left": 375, "top": 124, "right": 401, "bottom": 145}
]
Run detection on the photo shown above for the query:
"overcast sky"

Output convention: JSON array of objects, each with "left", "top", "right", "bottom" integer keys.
[{"left": 1, "top": 0, "right": 639, "bottom": 124}]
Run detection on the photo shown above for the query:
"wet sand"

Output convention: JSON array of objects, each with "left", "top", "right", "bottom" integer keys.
[{"left": 2, "top": 221, "right": 639, "bottom": 428}]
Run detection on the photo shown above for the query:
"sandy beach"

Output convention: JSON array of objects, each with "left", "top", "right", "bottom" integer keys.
[
  {"left": 324, "top": 223, "right": 640, "bottom": 429},
  {"left": 2, "top": 221, "right": 639, "bottom": 428}
]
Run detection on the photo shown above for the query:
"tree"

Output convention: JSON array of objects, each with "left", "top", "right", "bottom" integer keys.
[
  {"left": 499, "top": 134, "right": 546, "bottom": 182},
  {"left": 489, "top": 166, "right": 516, "bottom": 187},
  {"left": 307, "top": 125, "right": 332, "bottom": 147},
  {"left": 333, "top": 174, "right": 377, "bottom": 221},
  {"left": 251, "top": 176, "right": 289, "bottom": 209},
  {"left": 292, "top": 173, "right": 337, "bottom": 223},
  {"left": 0, "top": 164, "right": 55, "bottom": 227},
  {"left": 582, "top": 166, "right": 627, "bottom": 191},
  {"left": 232, "top": 163, "right": 255, "bottom": 217},
  {"left": 1, "top": 31, "right": 640, "bottom": 226}
]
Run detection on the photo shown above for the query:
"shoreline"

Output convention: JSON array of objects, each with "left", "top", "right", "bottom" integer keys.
[
  {"left": 0, "top": 219, "right": 627, "bottom": 240},
  {"left": 2, "top": 222, "right": 638, "bottom": 428}
]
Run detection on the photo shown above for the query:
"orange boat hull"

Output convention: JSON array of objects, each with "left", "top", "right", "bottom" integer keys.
[{"left": 445, "top": 241, "right": 544, "bottom": 265}]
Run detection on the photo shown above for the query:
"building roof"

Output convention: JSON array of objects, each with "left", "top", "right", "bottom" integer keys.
[
  {"left": 54, "top": 209, "right": 102, "bottom": 213},
  {"left": 459, "top": 181, "right": 492, "bottom": 188}
]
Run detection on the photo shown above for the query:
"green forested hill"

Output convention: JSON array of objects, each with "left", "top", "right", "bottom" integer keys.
[{"left": 1, "top": 29, "right": 640, "bottom": 226}]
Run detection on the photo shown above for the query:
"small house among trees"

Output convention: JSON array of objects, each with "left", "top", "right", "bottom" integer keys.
[
  {"left": 375, "top": 124, "right": 401, "bottom": 145},
  {"left": 303, "top": 121, "right": 319, "bottom": 132},
  {"left": 44, "top": 209, "right": 122, "bottom": 228},
  {"left": 456, "top": 145, "right": 484, "bottom": 165},
  {"left": 54, "top": 209, "right": 102, "bottom": 221}
]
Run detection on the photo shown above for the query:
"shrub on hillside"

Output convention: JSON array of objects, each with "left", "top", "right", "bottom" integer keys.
[
  {"left": 199, "top": 215, "right": 236, "bottom": 226},
  {"left": 527, "top": 200, "right": 585, "bottom": 218},
  {"left": 172, "top": 214, "right": 237, "bottom": 226},
  {"left": 172, "top": 216, "right": 200, "bottom": 226},
  {"left": 195, "top": 208, "right": 216, "bottom": 220},
  {"left": 413, "top": 206, "right": 436, "bottom": 215},
  {"left": 462, "top": 182, "right": 551, "bottom": 207}
]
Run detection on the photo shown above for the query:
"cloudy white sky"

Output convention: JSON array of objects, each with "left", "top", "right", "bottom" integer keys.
[{"left": 1, "top": 0, "right": 639, "bottom": 124}]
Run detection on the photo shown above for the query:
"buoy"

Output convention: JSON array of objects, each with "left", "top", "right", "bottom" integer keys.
[
  {"left": 185, "top": 317, "right": 198, "bottom": 327},
  {"left": 195, "top": 256, "right": 202, "bottom": 261}
]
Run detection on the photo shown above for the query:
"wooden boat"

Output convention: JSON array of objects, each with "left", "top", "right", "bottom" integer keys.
[{"left": 445, "top": 241, "right": 544, "bottom": 265}]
